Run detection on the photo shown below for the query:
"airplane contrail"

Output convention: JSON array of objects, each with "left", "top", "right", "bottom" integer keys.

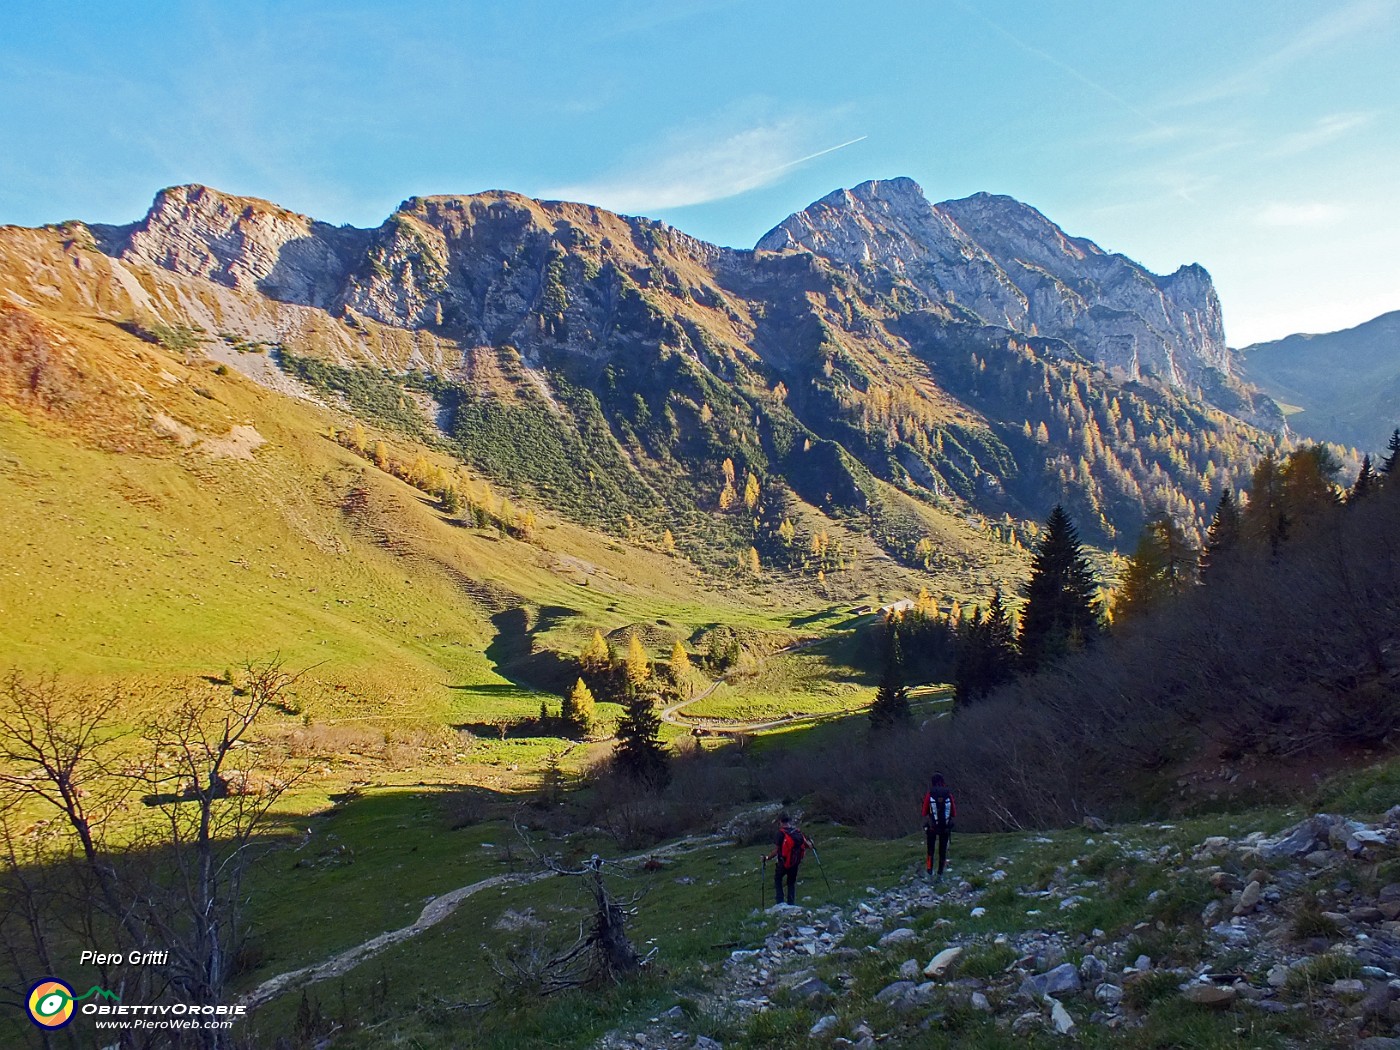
[{"left": 762, "top": 135, "right": 869, "bottom": 179}]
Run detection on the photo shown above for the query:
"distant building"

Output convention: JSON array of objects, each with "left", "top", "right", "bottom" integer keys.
[{"left": 878, "top": 598, "right": 915, "bottom": 616}]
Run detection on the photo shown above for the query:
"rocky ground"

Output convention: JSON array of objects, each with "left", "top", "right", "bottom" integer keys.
[{"left": 595, "top": 808, "right": 1400, "bottom": 1049}]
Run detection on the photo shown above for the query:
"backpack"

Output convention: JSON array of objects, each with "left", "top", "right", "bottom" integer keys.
[
  {"left": 926, "top": 788, "right": 953, "bottom": 831},
  {"left": 779, "top": 827, "right": 807, "bottom": 865}
]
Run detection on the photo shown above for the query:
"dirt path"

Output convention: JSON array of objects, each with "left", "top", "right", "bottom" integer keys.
[
  {"left": 240, "top": 833, "right": 735, "bottom": 1011},
  {"left": 658, "top": 638, "right": 842, "bottom": 737}
]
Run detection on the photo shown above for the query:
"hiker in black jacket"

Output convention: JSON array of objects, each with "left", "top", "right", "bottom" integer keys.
[
  {"left": 922, "top": 773, "right": 956, "bottom": 882},
  {"left": 761, "top": 812, "right": 810, "bottom": 905}
]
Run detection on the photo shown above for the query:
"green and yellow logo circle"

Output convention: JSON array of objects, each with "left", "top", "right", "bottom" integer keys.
[{"left": 27, "top": 978, "right": 75, "bottom": 1029}]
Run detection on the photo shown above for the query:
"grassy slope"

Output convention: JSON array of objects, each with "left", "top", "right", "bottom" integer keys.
[
  {"left": 0, "top": 305, "right": 943, "bottom": 802},
  {"left": 227, "top": 744, "right": 1362, "bottom": 1049}
]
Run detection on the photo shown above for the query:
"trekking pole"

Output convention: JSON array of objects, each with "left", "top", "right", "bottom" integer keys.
[
  {"left": 760, "top": 857, "right": 767, "bottom": 909},
  {"left": 808, "top": 844, "right": 833, "bottom": 894}
]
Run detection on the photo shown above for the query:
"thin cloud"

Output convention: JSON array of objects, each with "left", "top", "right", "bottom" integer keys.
[
  {"left": 1268, "top": 112, "right": 1374, "bottom": 157},
  {"left": 542, "top": 122, "right": 867, "bottom": 213},
  {"left": 1171, "top": 0, "right": 1395, "bottom": 107},
  {"left": 1256, "top": 201, "right": 1347, "bottom": 228}
]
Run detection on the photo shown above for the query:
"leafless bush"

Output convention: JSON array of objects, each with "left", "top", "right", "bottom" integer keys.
[{"left": 0, "top": 660, "right": 307, "bottom": 1049}]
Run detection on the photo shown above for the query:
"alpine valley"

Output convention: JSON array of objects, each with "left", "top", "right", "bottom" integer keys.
[{"left": 7, "top": 177, "right": 1400, "bottom": 1050}]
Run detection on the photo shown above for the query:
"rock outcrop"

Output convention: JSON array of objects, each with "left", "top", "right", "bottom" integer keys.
[
  {"left": 759, "top": 178, "right": 1232, "bottom": 394},
  {"left": 111, "top": 184, "right": 369, "bottom": 307}
]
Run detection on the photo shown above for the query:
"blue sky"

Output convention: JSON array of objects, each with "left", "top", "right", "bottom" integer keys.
[{"left": 2, "top": 0, "right": 1397, "bottom": 346}]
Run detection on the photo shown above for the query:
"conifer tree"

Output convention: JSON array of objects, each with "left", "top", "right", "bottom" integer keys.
[
  {"left": 1351, "top": 454, "right": 1378, "bottom": 503},
  {"left": 1280, "top": 444, "right": 1341, "bottom": 528},
  {"left": 1241, "top": 453, "right": 1286, "bottom": 551},
  {"left": 1018, "top": 505, "right": 1103, "bottom": 673},
  {"left": 561, "top": 677, "right": 596, "bottom": 735},
  {"left": 954, "top": 590, "right": 1018, "bottom": 706},
  {"left": 580, "top": 630, "right": 611, "bottom": 674},
  {"left": 1113, "top": 515, "right": 1196, "bottom": 623},
  {"left": 1199, "top": 490, "right": 1242, "bottom": 582},
  {"left": 954, "top": 607, "right": 984, "bottom": 707},
  {"left": 981, "top": 588, "right": 1018, "bottom": 687},
  {"left": 668, "top": 640, "right": 692, "bottom": 683},
  {"left": 743, "top": 472, "right": 761, "bottom": 511},
  {"left": 869, "top": 627, "right": 912, "bottom": 729},
  {"left": 613, "top": 691, "right": 669, "bottom": 788},
  {"left": 624, "top": 634, "right": 650, "bottom": 691},
  {"left": 1381, "top": 428, "right": 1400, "bottom": 476}
]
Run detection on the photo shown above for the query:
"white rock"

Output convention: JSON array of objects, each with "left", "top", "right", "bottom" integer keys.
[
  {"left": 924, "top": 947, "right": 964, "bottom": 978},
  {"left": 1050, "top": 998, "right": 1075, "bottom": 1034}
]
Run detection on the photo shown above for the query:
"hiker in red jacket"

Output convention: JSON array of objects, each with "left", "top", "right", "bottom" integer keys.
[
  {"left": 922, "top": 773, "right": 956, "bottom": 882},
  {"left": 762, "top": 812, "right": 811, "bottom": 905}
]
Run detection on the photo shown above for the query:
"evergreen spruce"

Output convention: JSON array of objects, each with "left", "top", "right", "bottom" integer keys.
[
  {"left": 1199, "top": 490, "right": 1242, "bottom": 582},
  {"left": 613, "top": 691, "right": 669, "bottom": 788},
  {"left": 869, "top": 626, "right": 912, "bottom": 730},
  {"left": 1382, "top": 428, "right": 1400, "bottom": 476},
  {"left": 1351, "top": 454, "right": 1378, "bottom": 502},
  {"left": 1241, "top": 453, "right": 1287, "bottom": 551},
  {"left": 981, "top": 588, "right": 1018, "bottom": 690},
  {"left": 1018, "top": 505, "right": 1103, "bottom": 673},
  {"left": 954, "top": 590, "right": 1017, "bottom": 706},
  {"left": 953, "top": 607, "right": 984, "bottom": 709}
]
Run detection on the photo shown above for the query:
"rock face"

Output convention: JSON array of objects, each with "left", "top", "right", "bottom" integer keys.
[
  {"left": 759, "top": 178, "right": 1232, "bottom": 394},
  {"left": 113, "top": 184, "right": 369, "bottom": 307}
]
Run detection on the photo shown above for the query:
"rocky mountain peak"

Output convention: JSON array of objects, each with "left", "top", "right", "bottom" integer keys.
[
  {"left": 938, "top": 192, "right": 1104, "bottom": 268},
  {"left": 116, "top": 184, "right": 369, "bottom": 307},
  {"left": 764, "top": 180, "right": 1233, "bottom": 392},
  {"left": 757, "top": 177, "right": 1027, "bottom": 328}
]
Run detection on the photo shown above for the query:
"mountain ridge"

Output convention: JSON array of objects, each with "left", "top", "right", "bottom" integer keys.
[
  {"left": 1239, "top": 308, "right": 1400, "bottom": 454},
  {"left": 1, "top": 178, "right": 1284, "bottom": 559}
]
